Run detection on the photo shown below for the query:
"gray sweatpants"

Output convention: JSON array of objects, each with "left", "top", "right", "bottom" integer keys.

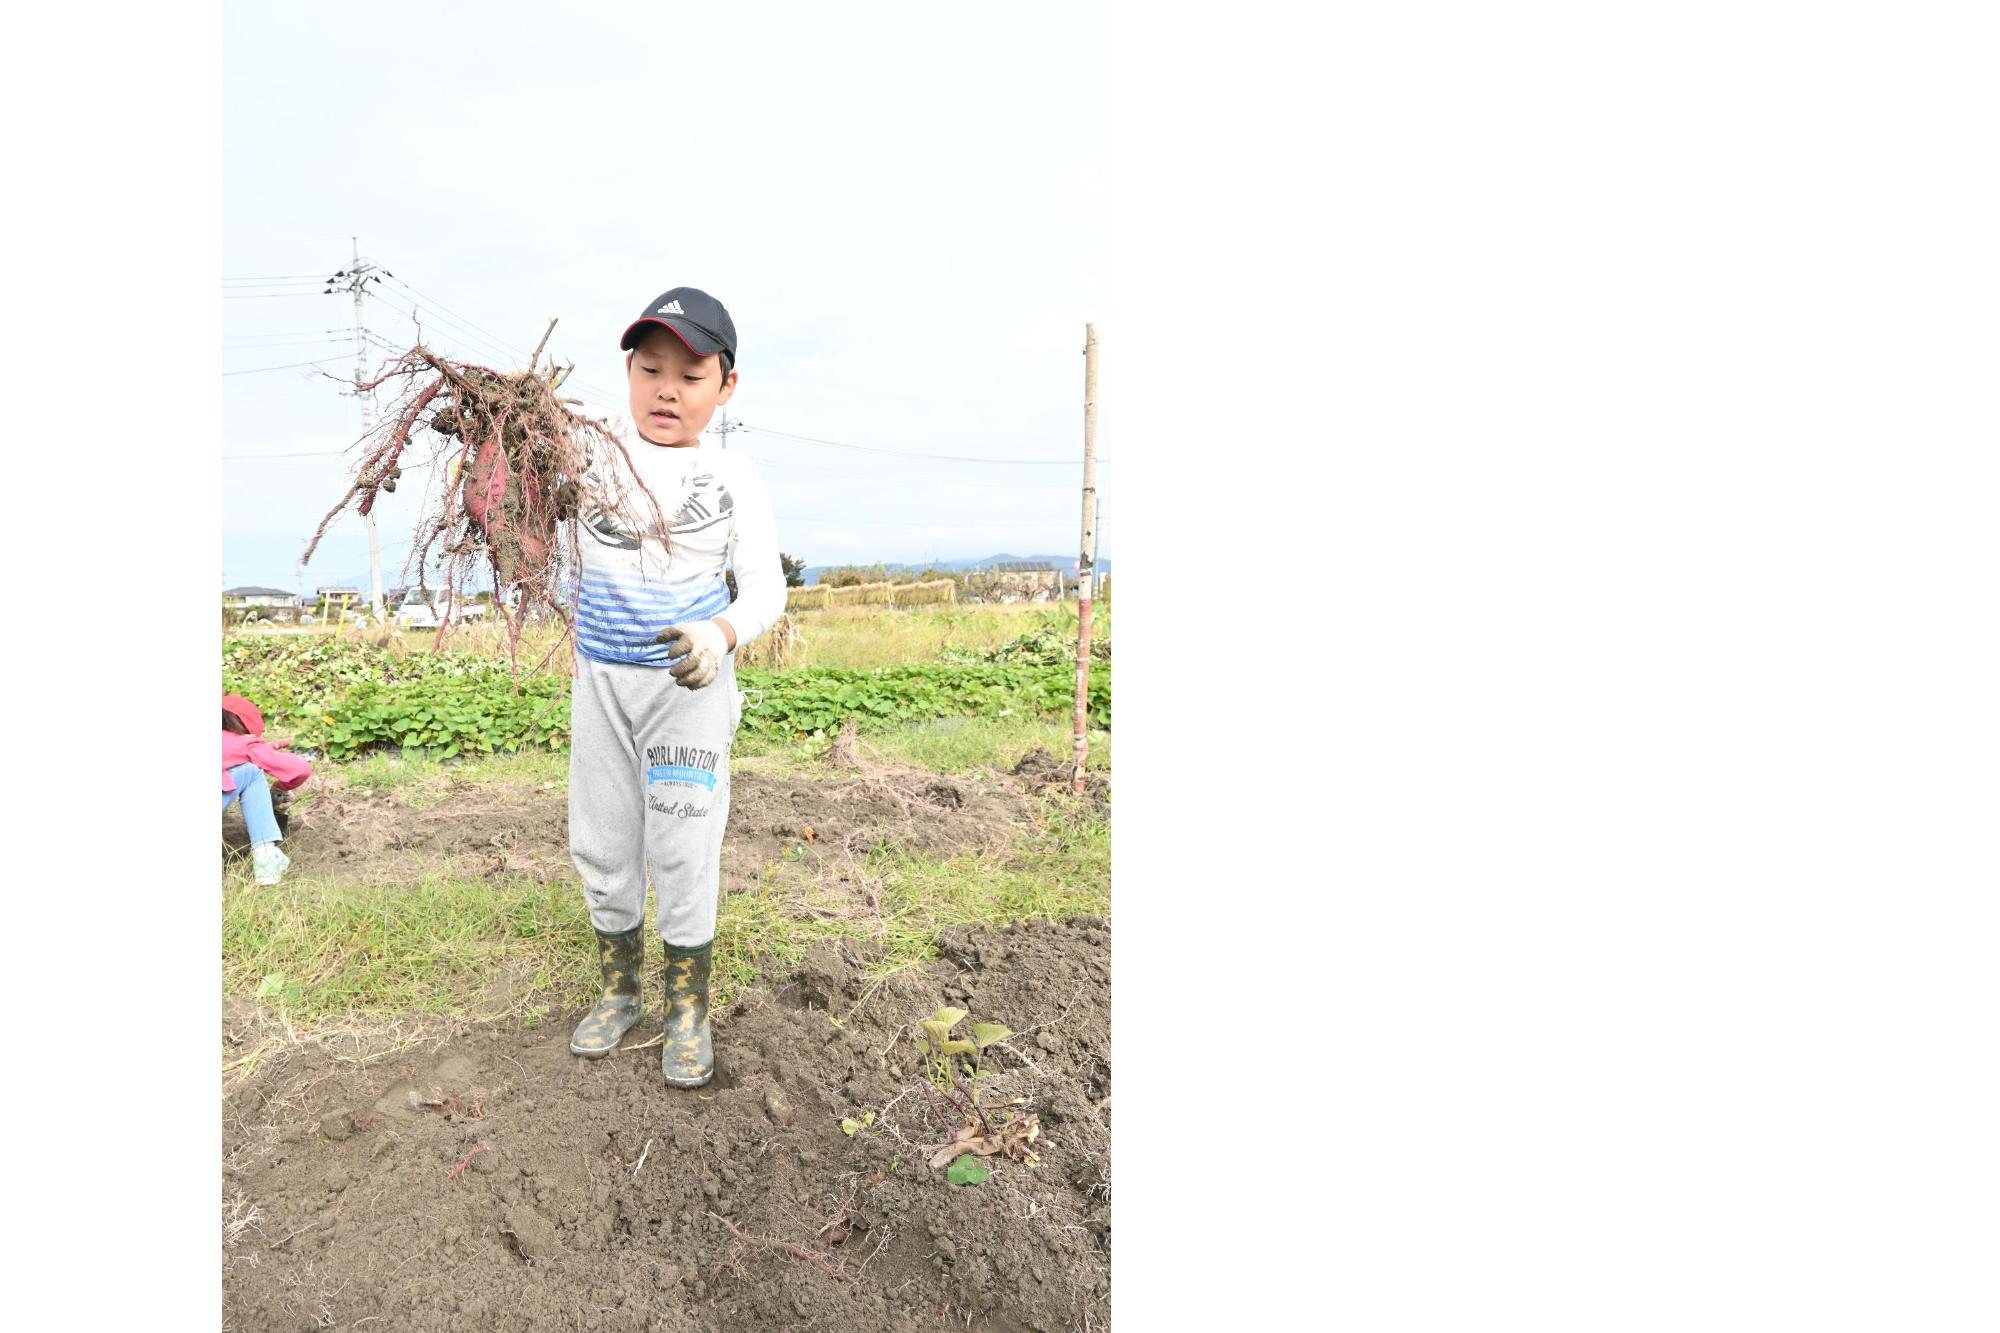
[{"left": 569, "top": 654, "right": 742, "bottom": 947}]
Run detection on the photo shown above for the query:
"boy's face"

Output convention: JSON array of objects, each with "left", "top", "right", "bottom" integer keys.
[{"left": 627, "top": 327, "right": 737, "bottom": 447}]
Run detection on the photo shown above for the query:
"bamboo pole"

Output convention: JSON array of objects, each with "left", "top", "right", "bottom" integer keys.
[{"left": 1072, "top": 324, "right": 1099, "bottom": 793}]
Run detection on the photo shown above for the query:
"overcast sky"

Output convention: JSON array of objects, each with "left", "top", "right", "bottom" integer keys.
[{"left": 222, "top": 1, "right": 1110, "bottom": 594}]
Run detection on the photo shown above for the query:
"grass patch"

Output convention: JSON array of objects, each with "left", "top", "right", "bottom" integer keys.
[
  {"left": 222, "top": 797, "right": 1109, "bottom": 1031},
  {"left": 734, "top": 714, "right": 1110, "bottom": 775},
  {"left": 328, "top": 748, "right": 568, "bottom": 803},
  {"left": 863, "top": 715, "right": 1111, "bottom": 773},
  {"left": 712, "top": 799, "right": 1110, "bottom": 997},
  {"left": 302, "top": 717, "right": 1101, "bottom": 788},
  {"left": 727, "top": 737, "right": 837, "bottom": 780},
  {"left": 783, "top": 603, "right": 1108, "bottom": 672},
  {"left": 222, "top": 869, "right": 601, "bottom": 1025}
]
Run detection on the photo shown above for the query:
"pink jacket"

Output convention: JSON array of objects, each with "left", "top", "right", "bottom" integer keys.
[{"left": 222, "top": 694, "right": 314, "bottom": 794}]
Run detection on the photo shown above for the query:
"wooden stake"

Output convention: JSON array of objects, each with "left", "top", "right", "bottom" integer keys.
[{"left": 1072, "top": 324, "right": 1100, "bottom": 794}]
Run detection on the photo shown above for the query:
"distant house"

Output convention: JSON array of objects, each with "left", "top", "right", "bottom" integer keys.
[
  {"left": 222, "top": 586, "right": 300, "bottom": 609},
  {"left": 223, "top": 586, "right": 305, "bottom": 626},
  {"left": 968, "top": 561, "right": 1061, "bottom": 602},
  {"left": 308, "top": 586, "right": 367, "bottom": 620}
]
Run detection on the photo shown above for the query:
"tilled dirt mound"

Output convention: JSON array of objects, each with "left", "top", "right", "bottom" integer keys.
[
  {"left": 223, "top": 919, "right": 1111, "bottom": 1332},
  {"left": 224, "top": 768, "right": 1041, "bottom": 886},
  {"left": 1007, "top": 748, "right": 1110, "bottom": 811}
]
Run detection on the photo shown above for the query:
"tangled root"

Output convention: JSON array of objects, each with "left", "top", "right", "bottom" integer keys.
[{"left": 301, "top": 324, "right": 666, "bottom": 671}]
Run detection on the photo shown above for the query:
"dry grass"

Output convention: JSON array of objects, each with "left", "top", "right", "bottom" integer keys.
[
  {"left": 221, "top": 777, "right": 1108, "bottom": 1040},
  {"left": 736, "top": 611, "right": 803, "bottom": 668},
  {"left": 779, "top": 602, "right": 1103, "bottom": 671}
]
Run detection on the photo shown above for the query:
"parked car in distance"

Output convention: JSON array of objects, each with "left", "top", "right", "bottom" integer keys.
[
  {"left": 397, "top": 587, "right": 447, "bottom": 628},
  {"left": 397, "top": 587, "right": 492, "bottom": 628}
]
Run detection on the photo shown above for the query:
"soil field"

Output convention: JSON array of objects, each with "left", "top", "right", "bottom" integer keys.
[
  {"left": 221, "top": 756, "right": 1110, "bottom": 1332},
  {"left": 224, "top": 765, "right": 1049, "bottom": 889}
]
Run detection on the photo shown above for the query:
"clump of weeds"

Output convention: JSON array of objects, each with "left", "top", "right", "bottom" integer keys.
[{"left": 912, "top": 1006, "right": 1040, "bottom": 1177}]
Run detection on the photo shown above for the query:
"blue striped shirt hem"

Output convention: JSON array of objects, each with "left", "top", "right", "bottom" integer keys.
[{"left": 573, "top": 570, "right": 731, "bottom": 667}]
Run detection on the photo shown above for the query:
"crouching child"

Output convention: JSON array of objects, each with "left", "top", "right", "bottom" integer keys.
[{"left": 221, "top": 692, "right": 313, "bottom": 885}]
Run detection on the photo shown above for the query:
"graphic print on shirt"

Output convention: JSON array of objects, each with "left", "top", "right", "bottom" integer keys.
[
  {"left": 572, "top": 450, "right": 754, "bottom": 668},
  {"left": 581, "top": 500, "right": 641, "bottom": 550},
  {"left": 580, "top": 470, "right": 734, "bottom": 550}
]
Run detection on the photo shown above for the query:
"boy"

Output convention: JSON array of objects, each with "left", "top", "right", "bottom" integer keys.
[{"left": 565, "top": 286, "right": 786, "bottom": 1087}]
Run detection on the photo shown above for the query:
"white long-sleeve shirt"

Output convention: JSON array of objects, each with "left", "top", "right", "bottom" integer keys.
[{"left": 571, "top": 439, "right": 785, "bottom": 667}]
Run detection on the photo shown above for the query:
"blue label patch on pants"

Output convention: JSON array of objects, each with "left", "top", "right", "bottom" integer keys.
[{"left": 647, "top": 764, "right": 717, "bottom": 789}]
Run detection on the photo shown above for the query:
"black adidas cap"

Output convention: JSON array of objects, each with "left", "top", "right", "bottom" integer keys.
[{"left": 620, "top": 286, "right": 737, "bottom": 371}]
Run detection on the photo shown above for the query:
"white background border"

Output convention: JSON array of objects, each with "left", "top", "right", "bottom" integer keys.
[{"left": 13, "top": 2, "right": 2000, "bottom": 1326}]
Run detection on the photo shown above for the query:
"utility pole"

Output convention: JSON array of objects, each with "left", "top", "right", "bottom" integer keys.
[
  {"left": 324, "top": 239, "right": 389, "bottom": 619},
  {"left": 712, "top": 411, "right": 744, "bottom": 449},
  {"left": 1071, "top": 324, "right": 1100, "bottom": 794}
]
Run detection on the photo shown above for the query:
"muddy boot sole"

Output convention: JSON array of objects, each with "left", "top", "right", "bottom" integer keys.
[
  {"left": 660, "top": 1062, "right": 713, "bottom": 1089},
  {"left": 569, "top": 1003, "right": 643, "bottom": 1057}
]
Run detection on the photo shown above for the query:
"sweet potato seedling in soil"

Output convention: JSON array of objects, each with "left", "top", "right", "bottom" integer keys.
[
  {"left": 301, "top": 322, "right": 670, "bottom": 671},
  {"left": 914, "top": 1006, "right": 1042, "bottom": 1173}
]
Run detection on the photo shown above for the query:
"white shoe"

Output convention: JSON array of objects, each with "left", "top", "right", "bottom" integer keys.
[{"left": 252, "top": 843, "right": 291, "bottom": 886}]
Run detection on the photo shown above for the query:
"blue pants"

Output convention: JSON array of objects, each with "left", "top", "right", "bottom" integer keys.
[{"left": 222, "top": 763, "right": 282, "bottom": 844}]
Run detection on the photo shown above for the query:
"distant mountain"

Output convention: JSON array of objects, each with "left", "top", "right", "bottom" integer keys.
[
  {"left": 283, "top": 555, "right": 1115, "bottom": 593},
  {"left": 799, "top": 554, "right": 1112, "bottom": 586}
]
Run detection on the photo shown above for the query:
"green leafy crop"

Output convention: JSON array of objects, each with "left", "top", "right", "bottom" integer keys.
[
  {"left": 222, "top": 635, "right": 1109, "bottom": 762},
  {"left": 912, "top": 1006, "right": 1040, "bottom": 1175}
]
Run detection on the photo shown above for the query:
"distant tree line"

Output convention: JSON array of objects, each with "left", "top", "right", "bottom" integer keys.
[{"left": 728, "top": 552, "right": 809, "bottom": 602}]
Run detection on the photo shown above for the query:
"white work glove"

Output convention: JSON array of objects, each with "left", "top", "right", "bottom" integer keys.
[{"left": 655, "top": 619, "right": 729, "bottom": 689}]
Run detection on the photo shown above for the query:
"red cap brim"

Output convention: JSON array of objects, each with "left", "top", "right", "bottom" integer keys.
[{"left": 619, "top": 317, "right": 726, "bottom": 357}]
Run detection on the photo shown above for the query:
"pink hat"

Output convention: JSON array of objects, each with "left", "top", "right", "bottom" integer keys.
[{"left": 222, "top": 693, "right": 265, "bottom": 736}]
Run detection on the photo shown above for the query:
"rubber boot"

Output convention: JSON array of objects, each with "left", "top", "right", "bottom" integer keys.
[
  {"left": 569, "top": 926, "right": 644, "bottom": 1057},
  {"left": 660, "top": 940, "right": 715, "bottom": 1088}
]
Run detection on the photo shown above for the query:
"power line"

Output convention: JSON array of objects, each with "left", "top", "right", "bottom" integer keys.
[
  {"left": 221, "top": 359, "right": 346, "bottom": 376},
  {"left": 362, "top": 302, "right": 627, "bottom": 419},
  {"left": 368, "top": 289, "right": 559, "bottom": 380},
  {"left": 737, "top": 451, "right": 1090, "bottom": 491},
  {"left": 220, "top": 450, "right": 345, "bottom": 460},
  {"left": 369, "top": 289, "right": 520, "bottom": 363},
  {"left": 375, "top": 274, "right": 625, "bottom": 403},
  {"left": 223, "top": 273, "right": 334, "bottom": 282},
  {"left": 775, "top": 513, "right": 1101, "bottom": 530},
  {"left": 379, "top": 274, "right": 535, "bottom": 361},
  {"left": 231, "top": 272, "right": 1091, "bottom": 481},
  {"left": 361, "top": 330, "right": 412, "bottom": 362},
  {"left": 223, "top": 292, "right": 334, "bottom": 300},
  {"left": 374, "top": 278, "right": 609, "bottom": 392},
  {"left": 224, "top": 327, "right": 354, "bottom": 341},
  {"left": 357, "top": 311, "right": 624, "bottom": 420},
  {"left": 742, "top": 424, "right": 1108, "bottom": 467},
  {"left": 224, "top": 335, "right": 362, "bottom": 351},
  {"left": 222, "top": 264, "right": 1105, "bottom": 544}
]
